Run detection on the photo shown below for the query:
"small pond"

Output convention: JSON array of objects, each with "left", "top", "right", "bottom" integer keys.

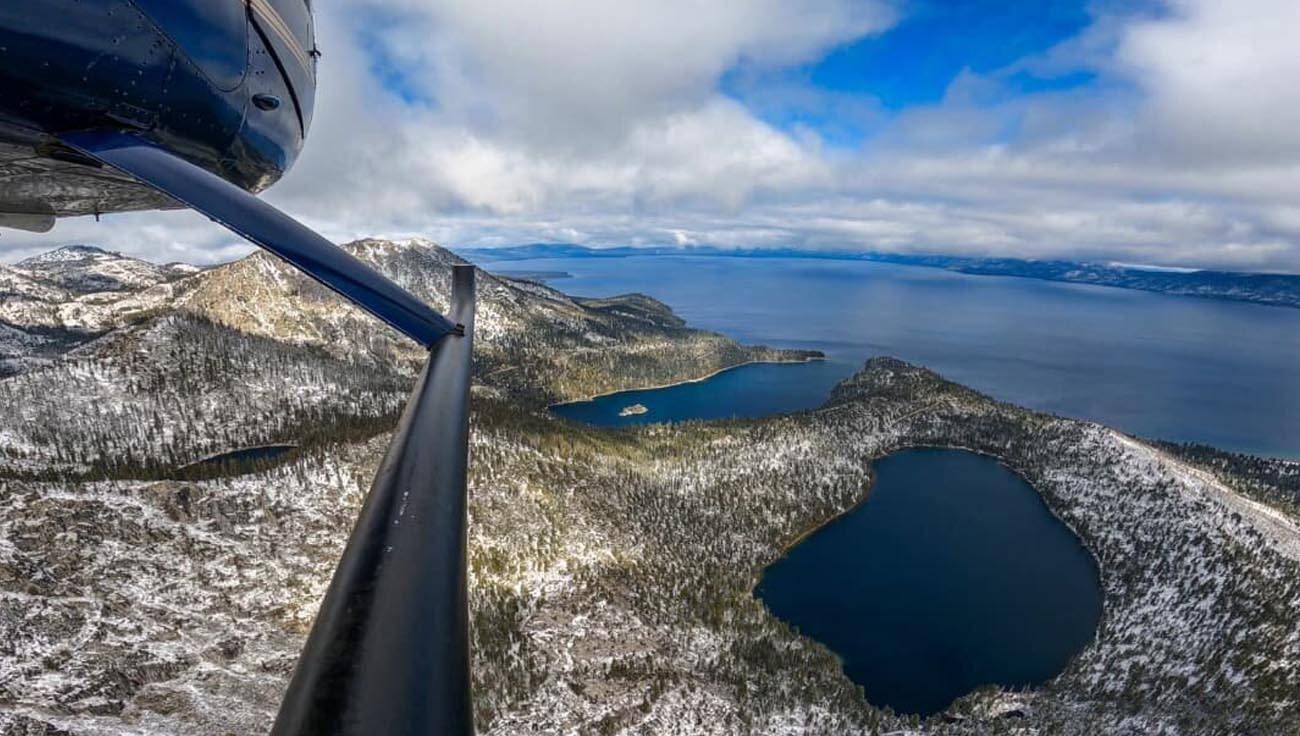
[
  {"left": 755, "top": 448, "right": 1102, "bottom": 716},
  {"left": 176, "top": 444, "right": 298, "bottom": 477}
]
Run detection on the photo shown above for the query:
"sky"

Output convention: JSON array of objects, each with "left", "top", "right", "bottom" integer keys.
[{"left": 4, "top": 0, "right": 1300, "bottom": 272}]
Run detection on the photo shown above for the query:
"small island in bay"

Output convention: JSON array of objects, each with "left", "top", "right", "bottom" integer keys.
[{"left": 619, "top": 403, "right": 649, "bottom": 417}]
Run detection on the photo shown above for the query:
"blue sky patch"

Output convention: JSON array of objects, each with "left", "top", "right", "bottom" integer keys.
[
  {"left": 727, "top": 0, "right": 1099, "bottom": 145},
  {"left": 809, "top": 0, "right": 1093, "bottom": 107}
]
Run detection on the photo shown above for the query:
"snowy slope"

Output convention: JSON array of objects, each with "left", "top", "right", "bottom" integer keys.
[
  {"left": 1, "top": 360, "right": 1297, "bottom": 735},
  {"left": 0, "top": 239, "right": 809, "bottom": 476},
  {"left": 4, "top": 243, "right": 1293, "bottom": 735},
  {"left": 14, "top": 245, "right": 195, "bottom": 294},
  {"left": 0, "top": 247, "right": 196, "bottom": 344}
]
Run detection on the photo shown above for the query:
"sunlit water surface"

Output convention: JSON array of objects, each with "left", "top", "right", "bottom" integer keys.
[{"left": 515, "top": 254, "right": 1300, "bottom": 457}]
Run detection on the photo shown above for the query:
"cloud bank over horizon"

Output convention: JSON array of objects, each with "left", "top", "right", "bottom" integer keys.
[{"left": 4, "top": 0, "right": 1300, "bottom": 273}]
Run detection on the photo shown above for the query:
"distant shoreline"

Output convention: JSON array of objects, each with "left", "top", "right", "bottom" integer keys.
[
  {"left": 496, "top": 269, "right": 573, "bottom": 283},
  {"left": 548, "top": 355, "right": 825, "bottom": 409},
  {"left": 463, "top": 244, "right": 1300, "bottom": 311}
]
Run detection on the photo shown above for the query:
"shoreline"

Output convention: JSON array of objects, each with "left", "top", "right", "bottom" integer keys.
[
  {"left": 749, "top": 466, "right": 877, "bottom": 594},
  {"left": 547, "top": 355, "right": 825, "bottom": 409},
  {"left": 472, "top": 247, "right": 1300, "bottom": 312}
]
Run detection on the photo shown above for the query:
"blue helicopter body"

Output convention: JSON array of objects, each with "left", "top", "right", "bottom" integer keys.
[{"left": 0, "top": 0, "right": 315, "bottom": 228}]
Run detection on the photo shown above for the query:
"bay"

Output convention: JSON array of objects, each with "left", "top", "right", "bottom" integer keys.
[{"left": 508, "top": 254, "right": 1300, "bottom": 457}]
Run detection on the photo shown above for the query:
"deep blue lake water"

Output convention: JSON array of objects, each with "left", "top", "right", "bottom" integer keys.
[
  {"left": 504, "top": 254, "right": 1300, "bottom": 457},
  {"left": 755, "top": 449, "right": 1103, "bottom": 716},
  {"left": 181, "top": 444, "right": 297, "bottom": 475},
  {"left": 552, "top": 360, "right": 847, "bottom": 426}
]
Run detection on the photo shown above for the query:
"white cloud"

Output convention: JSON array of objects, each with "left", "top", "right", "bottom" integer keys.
[
  {"left": 355, "top": 0, "right": 895, "bottom": 147},
  {"left": 1119, "top": 0, "right": 1300, "bottom": 164},
  {"left": 258, "top": 0, "right": 857, "bottom": 230},
  {"left": 3, "top": 0, "right": 1300, "bottom": 273}
]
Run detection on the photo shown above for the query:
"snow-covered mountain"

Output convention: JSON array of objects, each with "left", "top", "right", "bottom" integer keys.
[
  {"left": 1, "top": 238, "right": 811, "bottom": 394},
  {"left": 0, "top": 239, "right": 812, "bottom": 475},
  {"left": 2, "top": 357, "right": 1298, "bottom": 735},
  {"left": 14, "top": 245, "right": 197, "bottom": 294},
  {"left": 2, "top": 240, "right": 1295, "bottom": 735},
  {"left": 0, "top": 246, "right": 197, "bottom": 352}
]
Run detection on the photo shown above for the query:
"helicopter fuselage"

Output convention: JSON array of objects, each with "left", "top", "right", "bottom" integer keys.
[{"left": 0, "top": 0, "right": 316, "bottom": 231}]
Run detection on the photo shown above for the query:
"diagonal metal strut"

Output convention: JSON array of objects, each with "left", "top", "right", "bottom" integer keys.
[{"left": 60, "top": 129, "right": 457, "bottom": 347}]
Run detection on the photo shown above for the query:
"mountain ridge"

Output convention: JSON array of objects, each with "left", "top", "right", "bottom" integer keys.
[{"left": 0, "top": 238, "right": 817, "bottom": 475}]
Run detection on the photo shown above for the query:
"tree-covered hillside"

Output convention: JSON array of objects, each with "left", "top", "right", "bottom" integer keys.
[{"left": 0, "top": 244, "right": 1296, "bottom": 736}]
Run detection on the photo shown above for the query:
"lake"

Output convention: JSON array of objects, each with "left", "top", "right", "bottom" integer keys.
[
  {"left": 176, "top": 444, "right": 298, "bottom": 477},
  {"left": 501, "top": 254, "right": 1300, "bottom": 457},
  {"left": 755, "top": 449, "right": 1103, "bottom": 716}
]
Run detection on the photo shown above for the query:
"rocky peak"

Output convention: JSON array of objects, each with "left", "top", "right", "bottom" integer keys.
[
  {"left": 14, "top": 244, "right": 117, "bottom": 266},
  {"left": 13, "top": 244, "right": 194, "bottom": 295},
  {"left": 340, "top": 237, "right": 470, "bottom": 276}
]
